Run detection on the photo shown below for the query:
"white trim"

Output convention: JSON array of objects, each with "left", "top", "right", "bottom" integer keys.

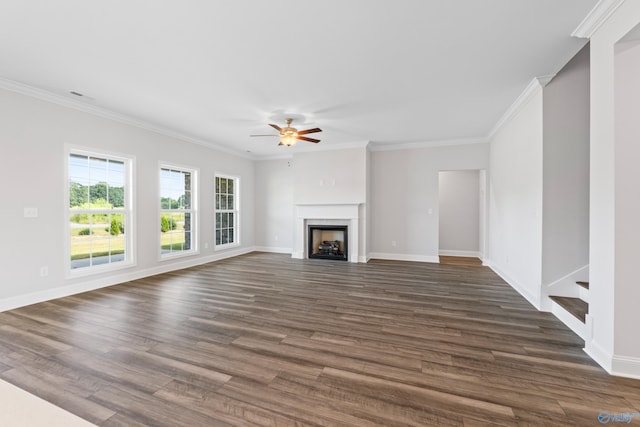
[
  {"left": 369, "top": 252, "right": 439, "bottom": 263},
  {"left": 214, "top": 174, "right": 240, "bottom": 249},
  {"left": 252, "top": 246, "right": 292, "bottom": 254},
  {"left": 0, "top": 246, "right": 255, "bottom": 313},
  {"left": 359, "top": 255, "right": 371, "bottom": 263},
  {"left": 545, "top": 264, "right": 589, "bottom": 288},
  {"left": 550, "top": 300, "right": 587, "bottom": 339},
  {"left": 65, "top": 145, "right": 136, "bottom": 278},
  {"left": 294, "top": 204, "right": 363, "bottom": 263},
  {"left": 612, "top": 355, "right": 640, "bottom": 380},
  {"left": 438, "top": 250, "right": 481, "bottom": 258},
  {"left": 584, "top": 337, "right": 614, "bottom": 373},
  {"left": 487, "top": 76, "right": 554, "bottom": 140},
  {"left": 488, "top": 262, "right": 541, "bottom": 309},
  {"left": 571, "top": 0, "right": 626, "bottom": 39},
  {"left": 0, "top": 76, "right": 253, "bottom": 160},
  {"left": 369, "top": 137, "right": 488, "bottom": 152}
]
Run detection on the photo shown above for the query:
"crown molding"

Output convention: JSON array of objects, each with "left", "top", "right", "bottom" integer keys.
[
  {"left": 487, "top": 75, "right": 554, "bottom": 140},
  {"left": 369, "top": 137, "right": 488, "bottom": 152},
  {"left": 571, "top": 0, "right": 626, "bottom": 39},
  {"left": 0, "top": 76, "right": 254, "bottom": 160}
]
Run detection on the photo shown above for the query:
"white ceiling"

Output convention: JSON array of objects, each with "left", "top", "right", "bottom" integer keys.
[{"left": 0, "top": 1, "right": 597, "bottom": 158}]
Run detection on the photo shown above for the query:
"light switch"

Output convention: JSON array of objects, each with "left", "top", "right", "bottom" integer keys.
[{"left": 24, "top": 207, "right": 38, "bottom": 218}]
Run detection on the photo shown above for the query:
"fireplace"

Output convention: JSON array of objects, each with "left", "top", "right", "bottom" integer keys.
[
  {"left": 294, "top": 203, "right": 362, "bottom": 263},
  {"left": 308, "top": 225, "right": 348, "bottom": 261}
]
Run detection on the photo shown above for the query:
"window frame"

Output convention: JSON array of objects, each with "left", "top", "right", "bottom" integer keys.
[
  {"left": 214, "top": 174, "right": 240, "bottom": 250},
  {"left": 159, "top": 163, "right": 199, "bottom": 260},
  {"left": 65, "top": 146, "right": 135, "bottom": 277}
]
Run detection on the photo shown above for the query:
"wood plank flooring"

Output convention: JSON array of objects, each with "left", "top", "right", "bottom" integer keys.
[
  {"left": 438, "top": 256, "right": 483, "bottom": 267},
  {"left": 0, "top": 252, "right": 639, "bottom": 426},
  {"left": 549, "top": 296, "right": 589, "bottom": 323}
]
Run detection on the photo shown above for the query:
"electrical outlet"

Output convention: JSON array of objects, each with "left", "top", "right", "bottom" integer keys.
[
  {"left": 391, "top": 240, "right": 397, "bottom": 247},
  {"left": 204, "top": 242, "right": 209, "bottom": 249},
  {"left": 40, "top": 266, "right": 48, "bottom": 277}
]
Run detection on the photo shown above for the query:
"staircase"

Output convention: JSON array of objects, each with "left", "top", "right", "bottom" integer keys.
[{"left": 549, "top": 280, "right": 589, "bottom": 339}]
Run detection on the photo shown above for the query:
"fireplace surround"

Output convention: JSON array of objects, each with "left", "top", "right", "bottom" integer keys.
[{"left": 293, "top": 203, "right": 362, "bottom": 262}]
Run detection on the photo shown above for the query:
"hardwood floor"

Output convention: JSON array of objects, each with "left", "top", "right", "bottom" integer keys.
[
  {"left": 0, "top": 252, "right": 638, "bottom": 426},
  {"left": 438, "top": 256, "right": 483, "bottom": 267}
]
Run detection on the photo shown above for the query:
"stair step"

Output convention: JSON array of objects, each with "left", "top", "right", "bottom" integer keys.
[
  {"left": 576, "top": 281, "right": 589, "bottom": 290},
  {"left": 549, "top": 296, "right": 588, "bottom": 323}
]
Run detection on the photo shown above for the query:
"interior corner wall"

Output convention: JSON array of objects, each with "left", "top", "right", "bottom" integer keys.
[
  {"left": 588, "top": 0, "right": 640, "bottom": 376},
  {"left": 438, "top": 170, "right": 480, "bottom": 255},
  {"left": 254, "top": 159, "right": 294, "bottom": 252},
  {"left": 541, "top": 43, "right": 590, "bottom": 285},
  {"left": 369, "top": 143, "right": 489, "bottom": 262},
  {"left": 488, "top": 87, "right": 543, "bottom": 308},
  {"left": 0, "top": 87, "right": 255, "bottom": 308}
]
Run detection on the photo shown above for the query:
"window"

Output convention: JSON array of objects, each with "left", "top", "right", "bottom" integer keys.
[
  {"left": 160, "top": 166, "right": 197, "bottom": 257},
  {"left": 215, "top": 175, "right": 239, "bottom": 247},
  {"left": 68, "top": 150, "right": 132, "bottom": 272}
]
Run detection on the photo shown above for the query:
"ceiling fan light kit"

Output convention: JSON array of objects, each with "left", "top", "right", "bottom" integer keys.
[{"left": 252, "top": 117, "right": 322, "bottom": 147}]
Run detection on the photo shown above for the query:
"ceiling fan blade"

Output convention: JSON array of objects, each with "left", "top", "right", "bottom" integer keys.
[
  {"left": 268, "top": 124, "right": 282, "bottom": 132},
  {"left": 298, "top": 136, "right": 320, "bottom": 143},
  {"left": 297, "top": 128, "right": 322, "bottom": 135}
]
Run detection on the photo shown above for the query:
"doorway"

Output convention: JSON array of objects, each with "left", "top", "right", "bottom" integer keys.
[{"left": 438, "top": 169, "right": 486, "bottom": 264}]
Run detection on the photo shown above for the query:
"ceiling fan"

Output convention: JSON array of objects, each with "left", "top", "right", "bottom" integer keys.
[{"left": 251, "top": 118, "right": 322, "bottom": 146}]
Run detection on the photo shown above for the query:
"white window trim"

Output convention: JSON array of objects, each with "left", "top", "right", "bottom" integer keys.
[
  {"left": 159, "top": 163, "right": 199, "bottom": 261},
  {"left": 65, "top": 145, "right": 136, "bottom": 278},
  {"left": 214, "top": 173, "right": 240, "bottom": 250}
]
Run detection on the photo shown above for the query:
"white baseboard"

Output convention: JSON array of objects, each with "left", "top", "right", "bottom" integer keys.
[
  {"left": 584, "top": 339, "right": 613, "bottom": 373},
  {"left": 253, "top": 246, "right": 292, "bottom": 254},
  {"left": 369, "top": 252, "right": 439, "bottom": 263},
  {"left": 487, "top": 262, "right": 541, "bottom": 309},
  {"left": 612, "top": 355, "right": 640, "bottom": 380},
  {"left": 438, "top": 250, "right": 481, "bottom": 258},
  {"left": 0, "top": 246, "right": 255, "bottom": 313}
]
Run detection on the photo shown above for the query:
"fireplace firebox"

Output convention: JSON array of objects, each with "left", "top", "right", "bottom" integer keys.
[{"left": 308, "top": 225, "right": 348, "bottom": 261}]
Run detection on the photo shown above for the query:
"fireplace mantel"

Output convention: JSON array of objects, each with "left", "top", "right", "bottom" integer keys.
[{"left": 293, "top": 203, "right": 363, "bottom": 263}]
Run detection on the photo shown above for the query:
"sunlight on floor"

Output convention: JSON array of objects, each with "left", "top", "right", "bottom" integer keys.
[{"left": 0, "top": 380, "right": 96, "bottom": 427}]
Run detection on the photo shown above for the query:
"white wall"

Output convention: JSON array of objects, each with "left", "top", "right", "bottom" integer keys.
[
  {"left": 488, "top": 84, "right": 543, "bottom": 308},
  {"left": 0, "top": 87, "right": 255, "bottom": 308},
  {"left": 293, "top": 147, "right": 367, "bottom": 204},
  {"left": 588, "top": 0, "right": 640, "bottom": 377},
  {"left": 542, "top": 44, "right": 590, "bottom": 285},
  {"left": 438, "top": 170, "right": 480, "bottom": 256},
  {"left": 614, "top": 37, "right": 640, "bottom": 371},
  {"left": 254, "top": 159, "right": 294, "bottom": 252},
  {"left": 369, "top": 143, "right": 489, "bottom": 262}
]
